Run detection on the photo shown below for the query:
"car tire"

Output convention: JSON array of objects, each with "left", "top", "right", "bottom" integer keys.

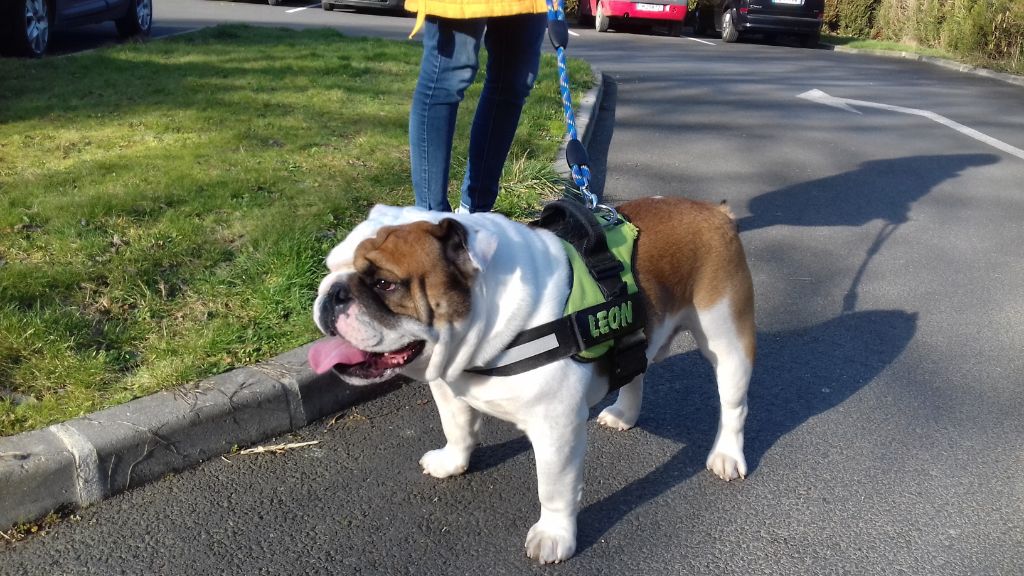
[
  {"left": 268, "top": 0, "right": 281, "bottom": 5},
  {"left": 721, "top": 8, "right": 739, "bottom": 43},
  {"left": 322, "top": 1, "right": 334, "bottom": 9},
  {"left": 115, "top": 0, "right": 153, "bottom": 38},
  {"left": 1, "top": 0, "right": 49, "bottom": 57},
  {"left": 668, "top": 21, "right": 683, "bottom": 37},
  {"left": 801, "top": 31, "right": 820, "bottom": 48},
  {"left": 595, "top": 2, "right": 610, "bottom": 32}
]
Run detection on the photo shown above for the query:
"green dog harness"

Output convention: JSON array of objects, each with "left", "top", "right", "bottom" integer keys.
[
  {"left": 562, "top": 219, "right": 640, "bottom": 360},
  {"left": 466, "top": 200, "right": 649, "bottom": 391}
]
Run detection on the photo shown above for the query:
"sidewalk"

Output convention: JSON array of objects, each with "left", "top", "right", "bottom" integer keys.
[{"left": 0, "top": 69, "right": 606, "bottom": 533}]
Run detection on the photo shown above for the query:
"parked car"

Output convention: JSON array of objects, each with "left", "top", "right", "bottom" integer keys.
[
  {"left": 690, "top": 0, "right": 823, "bottom": 47},
  {"left": 0, "top": 0, "right": 152, "bottom": 57},
  {"left": 321, "top": 0, "right": 404, "bottom": 12},
  {"left": 578, "top": 0, "right": 688, "bottom": 36}
]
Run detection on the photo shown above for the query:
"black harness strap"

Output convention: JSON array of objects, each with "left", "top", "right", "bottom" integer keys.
[
  {"left": 466, "top": 293, "right": 645, "bottom": 378},
  {"left": 531, "top": 200, "right": 628, "bottom": 300},
  {"left": 465, "top": 201, "right": 649, "bottom": 391},
  {"left": 467, "top": 316, "right": 578, "bottom": 378}
]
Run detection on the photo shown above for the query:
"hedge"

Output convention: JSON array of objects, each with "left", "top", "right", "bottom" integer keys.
[{"left": 825, "top": 0, "right": 1023, "bottom": 74}]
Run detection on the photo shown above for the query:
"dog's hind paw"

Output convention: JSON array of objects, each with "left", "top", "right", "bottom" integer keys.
[
  {"left": 525, "top": 519, "right": 576, "bottom": 564},
  {"left": 596, "top": 405, "right": 637, "bottom": 431},
  {"left": 419, "top": 447, "right": 469, "bottom": 479}
]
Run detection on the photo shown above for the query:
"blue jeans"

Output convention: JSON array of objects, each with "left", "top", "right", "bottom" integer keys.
[{"left": 410, "top": 13, "right": 548, "bottom": 213}]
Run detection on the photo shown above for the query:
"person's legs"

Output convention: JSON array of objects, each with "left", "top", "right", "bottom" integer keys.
[
  {"left": 458, "top": 12, "right": 548, "bottom": 213},
  {"left": 410, "top": 17, "right": 486, "bottom": 212}
]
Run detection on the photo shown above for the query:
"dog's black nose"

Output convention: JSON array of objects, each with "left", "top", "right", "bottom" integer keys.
[
  {"left": 320, "top": 281, "right": 351, "bottom": 336},
  {"left": 327, "top": 282, "right": 350, "bottom": 307}
]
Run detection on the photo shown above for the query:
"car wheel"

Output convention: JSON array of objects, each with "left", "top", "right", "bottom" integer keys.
[
  {"left": 801, "top": 31, "right": 820, "bottom": 48},
  {"left": 1, "top": 0, "right": 49, "bottom": 57},
  {"left": 268, "top": 0, "right": 281, "bottom": 5},
  {"left": 322, "top": 1, "right": 334, "bottom": 9},
  {"left": 668, "top": 21, "right": 683, "bottom": 37},
  {"left": 721, "top": 8, "right": 739, "bottom": 43},
  {"left": 595, "top": 1, "right": 610, "bottom": 32},
  {"left": 115, "top": 0, "right": 153, "bottom": 38}
]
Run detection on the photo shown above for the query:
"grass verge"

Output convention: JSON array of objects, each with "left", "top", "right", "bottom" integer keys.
[
  {"left": 0, "top": 24, "right": 592, "bottom": 437},
  {"left": 824, "top": 33, "right": 1023, "bottom": 76}
]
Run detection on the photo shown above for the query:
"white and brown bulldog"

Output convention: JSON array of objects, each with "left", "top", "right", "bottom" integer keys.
[{"left": 308, "top": 197, "right": 755, "bottom": 564}]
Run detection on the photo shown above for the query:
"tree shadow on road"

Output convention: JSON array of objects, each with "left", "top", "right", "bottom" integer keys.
[
  {"left": 739, "top": 153, "right": 997, "bottom": 313},
  {"left": 736, "top": 153, "right": 998, "bottom": 232}
]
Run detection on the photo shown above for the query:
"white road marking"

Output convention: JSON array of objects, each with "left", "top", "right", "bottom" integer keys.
[
  {"left": 569, "top": 29, "right": 580, "bottom": 37},
  {"left": 798, "top": 88, "right": 1024, "bottom": 161},
  {"left": 684, "top": 36, "right": 715, "bottom": 45},
  {"left": 286, "top": 3, "right": 321, "bottom": 13}
]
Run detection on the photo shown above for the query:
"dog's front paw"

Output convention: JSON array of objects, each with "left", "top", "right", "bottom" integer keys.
[
  {"left": 706, "top": 447, "right": 747, "bottom": 481},
  {"left": 419, "top": 447, "right": 469, "bottom": 479},
  {"left": 525, "top": 518, "right": 576, "bottom": 564},
  {"left": 596, "top": 405, "right": 637, "bottom": 431}
]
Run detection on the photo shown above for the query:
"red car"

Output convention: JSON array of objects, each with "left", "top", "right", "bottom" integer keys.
[{"left": 578, "top": 0, "right": 688, "bottom": 35}]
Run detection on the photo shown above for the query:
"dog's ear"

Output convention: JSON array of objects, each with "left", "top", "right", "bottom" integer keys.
[
  {"left": 434, "top": 218, "right": 495, "bottom": 280},
  {"left": 423, "top": 218, "right": 497, "bottom": 383}
]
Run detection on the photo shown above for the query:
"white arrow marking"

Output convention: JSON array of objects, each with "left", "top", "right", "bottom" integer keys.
[{"left": 798, "top": 89, "right": 1024, "bottom": 161}]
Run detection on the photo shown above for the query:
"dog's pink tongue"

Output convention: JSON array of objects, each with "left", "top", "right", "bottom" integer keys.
[{"left": 308, "top": 338, "right": 369, "bottom": 374}]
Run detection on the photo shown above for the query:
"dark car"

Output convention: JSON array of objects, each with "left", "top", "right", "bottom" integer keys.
[
  {"left": 321, "top": 0, "right": 404, "bottom": 13},
  {"left": 1, "top": 0, "right": 152, "bottom": 57},
  {"left": 690, "top": 0, "right": 823, "bottom": 47}
]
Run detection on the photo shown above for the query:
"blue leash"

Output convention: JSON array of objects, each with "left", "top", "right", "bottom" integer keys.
[{"left": 545, "top": 0, "right": 599, "bottom": 210}]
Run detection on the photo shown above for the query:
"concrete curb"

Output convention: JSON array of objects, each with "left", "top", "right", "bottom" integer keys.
[
  {"left": 828, "top": 44, "right": 1024, "bottom": 89},
  {"left": 0, "top": 66, "right": 606, "bottom": 533},
  {"left": 0, "top": 342, "right": 400, "bottom": 531}
]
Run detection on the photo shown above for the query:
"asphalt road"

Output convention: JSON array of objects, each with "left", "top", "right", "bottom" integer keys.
[{"left": 4, "top": 2, "right": 1024, "bottom": 575}]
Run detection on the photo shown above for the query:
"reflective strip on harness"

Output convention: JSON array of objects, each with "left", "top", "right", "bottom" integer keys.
[{"left": 482, "top": 333, "right": 560, "bottom": 370}]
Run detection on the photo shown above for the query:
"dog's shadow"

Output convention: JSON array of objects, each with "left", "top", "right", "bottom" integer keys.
[
  {"left": 468, "top": 308, "right": 917, "bottom": 552},
  {"left": 579, "top": 308, "right": 916, "bottom": 551}
]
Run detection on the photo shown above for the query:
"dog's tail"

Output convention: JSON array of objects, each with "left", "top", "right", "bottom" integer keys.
[{"left": 717, "top": 200, "right": 736, "bottom": 221}]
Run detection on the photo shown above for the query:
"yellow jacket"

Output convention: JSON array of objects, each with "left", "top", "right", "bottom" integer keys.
[{"left": 406, "top": 0, "right": 549, "bottom": 36}]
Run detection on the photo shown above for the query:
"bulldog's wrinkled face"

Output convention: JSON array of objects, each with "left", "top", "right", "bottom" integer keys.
[{"left": 309, "top": 218, "right": 478, "bottom": 385}]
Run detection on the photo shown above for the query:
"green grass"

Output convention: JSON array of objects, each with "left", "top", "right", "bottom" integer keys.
[
  {"left": 824, "top": 33, "right": 1023, "bottom": 75},
  {"left": 824, "top": 34, "right": 952, "bottom": 59},
  {"left": 0, "top": 24, "right": 593, "bottom": 436}
]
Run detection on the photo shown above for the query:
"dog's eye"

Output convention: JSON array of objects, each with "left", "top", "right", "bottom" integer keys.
[{"left": 374, "top": 279, "right": 397, "bottom": 292}]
